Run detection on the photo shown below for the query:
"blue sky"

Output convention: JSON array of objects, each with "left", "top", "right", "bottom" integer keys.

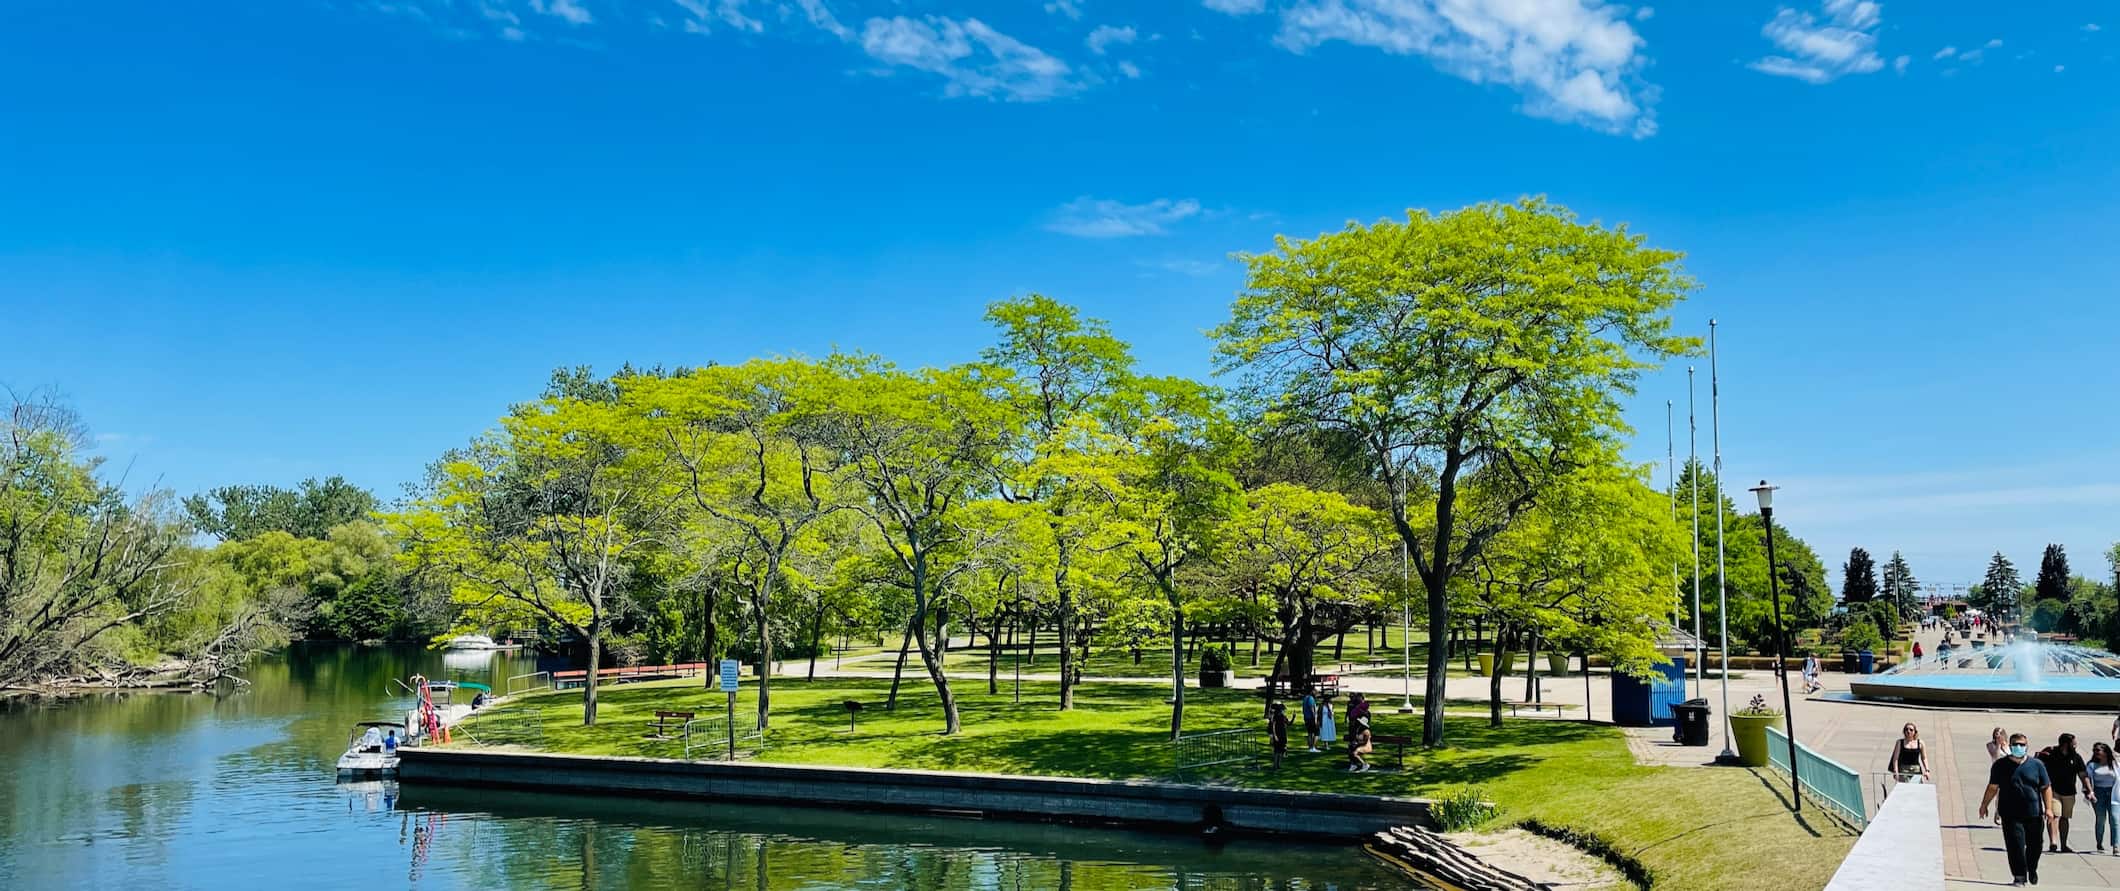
[{"left": 3, "top": 0, "right": 2116, "bottom": 588}]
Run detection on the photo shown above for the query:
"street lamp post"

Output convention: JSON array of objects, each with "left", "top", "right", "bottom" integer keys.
[
  {"left": 1752, "top": 479, "right": 1800, "bottom": 813},
  {"left": 1399, "top": 538, "right": 1416, "bottom": 714}
]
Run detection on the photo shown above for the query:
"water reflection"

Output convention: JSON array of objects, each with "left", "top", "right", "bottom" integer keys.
[{"left": 0, "top": 644, "right": 1402, "bottom": 890}]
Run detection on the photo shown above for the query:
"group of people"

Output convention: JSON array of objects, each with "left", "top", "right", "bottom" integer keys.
[
  {"left": 1266, "top": 691, "right": 1376, "bottom": 772},
  {"left": 1969, "top": 725, "right": 2120, "bottom": 886}
]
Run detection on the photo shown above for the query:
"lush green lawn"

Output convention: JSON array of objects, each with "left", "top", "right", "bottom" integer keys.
[{"left": 461, "top": 678, "right": 1855, "bottom": 890}]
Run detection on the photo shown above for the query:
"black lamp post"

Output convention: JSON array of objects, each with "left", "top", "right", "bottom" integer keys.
[{"left": 1752, "top": 479, "right": 1800, "bottom": 813}]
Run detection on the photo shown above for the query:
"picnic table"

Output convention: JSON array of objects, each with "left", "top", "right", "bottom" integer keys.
[{"left": 646, "top": 709, "right": 696, "bottom": 739}]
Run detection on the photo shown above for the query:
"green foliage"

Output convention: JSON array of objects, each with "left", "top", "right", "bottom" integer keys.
[
  {"left": 1880, "top": 552, "right": 1919, "bottom": 621},
  {"left": 1430, "top": 785, "right": 1502, "bottom": 831},
  {"left": 1975, "top": 553, "right": 2023, "bottom": 616},
  {"left": 2036, "top": 544, "right": 2072, "bottom": 604},
  {"left": 1737, "top": 693, "right": 1780, "bottom": 717},
  {"left": 1840, "top": 547, "right": 1877, "bottom": 604},
  {"left": 1840, "top": 622, "right": 1882, "bottom": 653},
  {"left": 2030, "top": 598, "right": 2067, "bottom": 634},
  {"left": 1674, "top": 460, "right": 1832, "bottom": 653},
  {"left": 182, "top": 475, "right": 378, "bottom": 541},
  {"left": 1199, "top": 644, "right": 1231, "bottom": 675}
]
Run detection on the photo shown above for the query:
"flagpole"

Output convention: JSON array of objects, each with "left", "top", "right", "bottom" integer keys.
[
  {"left": 1668, "top": 400, "right": 1679, "bottom": 639},
  {"left": 1711, "top": 321, "right": 1736, "bottom": 762},
  {"left": 1689, "top": 367, "right": 1703, "bottom": 698}
]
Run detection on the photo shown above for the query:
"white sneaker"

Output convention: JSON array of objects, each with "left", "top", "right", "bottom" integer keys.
[{"left": 1307, "top": 747, "right": 1320, "bottom": 753}]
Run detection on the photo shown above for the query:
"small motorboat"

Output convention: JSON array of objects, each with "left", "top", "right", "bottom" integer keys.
[
  {"left": 444, "top": 634, "right": 499, "bottom": 650},
  {"left": 336, "top": 721, "right": 407, "bottom": 777}
]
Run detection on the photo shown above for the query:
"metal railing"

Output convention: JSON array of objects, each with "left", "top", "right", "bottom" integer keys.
[
  {"left": 682, "top": 716, "right": 766, "bottom": 762},
  {"left": 1169, "top": 727, "right": 1260, "bottom": 777},
  {"left": 1767, "top": 724, "right": 1868, "bottom": 828},
  {"left": 505, "top": 671, "right": 551, "bottom": 695}
]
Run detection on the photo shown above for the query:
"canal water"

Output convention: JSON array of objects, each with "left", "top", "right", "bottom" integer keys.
[{"left": 0, "top": 644, "right": 1408, "bottom": 889}]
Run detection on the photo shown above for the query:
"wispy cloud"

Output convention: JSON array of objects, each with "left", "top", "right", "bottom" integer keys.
[
  {"left": 530, "top": 0, "right": 590, "bottom": 25},
  {"left": 1085, "top": 24, "right": 1137, "bottom": 55},
  {"left": 1046, "top": 197, "right": 1202, "bottom": 238},
  {"left": 1140, "top": 257, "right": 1228, "bottom": 277},
  {"left": 2086, "top": 23, "right": 2103, "bottom": 33},
  {"left": 1959, "top": 37, "right": 2001, "bottom": 63},
  {"left": 1271, "top": 0, "right": 1656, "bottom": 137},
  {"left": 1202, "top": 0, "right": 1269, "bottom": 14},
  {"left": 858, "top": 16, "right": 1081, "bottom": 101},
  {"left": 1045, "top": 0, "right": 1084, "bottom": 20},
  {"left": 1751, "top": 0, "right": 1886, "bottom": 85},
  {"left": 1933, "top": 45, "right": 1956, "bottom": 60}
]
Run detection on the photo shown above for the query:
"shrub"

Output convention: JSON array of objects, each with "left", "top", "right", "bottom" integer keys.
[
  {"left": 1199, "top": 644, "right": 1231, "bottom": 674},
  {"left": 1431, "top": 785, "right": 1501, "bottom": 832},
  {"left": 1736, "top": 694, "right": 1780, "bottom": 717},
  {"left": 1841, "top": 622, "right": 1883, "bottom": 653}
]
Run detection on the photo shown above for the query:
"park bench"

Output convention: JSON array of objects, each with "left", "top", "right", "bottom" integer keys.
[
  {"left": 1502, "top": 700, "right": 1576, "bottom": 717},
  {"left": 646, "top": 709, "right": 696, "bottom": 739},
  {"left": 1264, "top": 673, "right": 1342, "bottom": 697},
  {"left": 1371, "top": 733, "right": 1414, "bottom": 770}
]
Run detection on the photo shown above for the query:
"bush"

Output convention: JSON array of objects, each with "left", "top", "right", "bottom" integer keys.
[
  {"left": 1431, "top": 785, "right": 1501, "bottom": 831},
  {"left": 1841, "top": 622, "right": 1883, "bottom": 653},
  {"left": 1200, "top": 644, "right": 1231, "bottom": 674}
]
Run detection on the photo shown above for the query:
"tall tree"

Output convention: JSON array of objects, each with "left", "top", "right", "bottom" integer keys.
[
  {"left": 2036, "top": 544, "right": 2072, "bottom": 604},
  {"left": 1974, "top": 553, "right": 2023, "bottom": 618},
  {"left": 1840, "top": 547, "right": 1878, "bottom": 605},
  {"left": 824, "top": 357, "right": 1016, "bottom": 734},
  {"left": 1880, "top": 551, "right": 1919, "bottom": 621},
  {"left": 1213, "top": 198, "right": 1694, "bottom": 746},
  {"left": 982, "top": 294, "right": 1134, "bottom": 711},
  {"left": 183, "top": 475, "right": 380, "bottom": 541},
  {"left": 629, "top": 360, "right": 846, "bottom": 731},
  {"left": 1216, "top": 484, "right": 1392, "bottom": 703}
]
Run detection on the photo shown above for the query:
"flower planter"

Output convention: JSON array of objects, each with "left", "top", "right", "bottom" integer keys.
[
  {"left": 1477, "top": 653, "right": 1519, "bottom": 677},
  {"left": 1198, "top": 670, "right": 1232, "bottom": 689},
  {"left": 1730, "top": 713, "right": 1782, "bottom": 767},
  {"left": 1547, "top": 653, "right": 1570, "bottom": 676}
]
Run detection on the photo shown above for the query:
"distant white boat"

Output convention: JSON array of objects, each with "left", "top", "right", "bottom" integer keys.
[{"left": 443, "top": 634, "right": 519, "bottom": 651}]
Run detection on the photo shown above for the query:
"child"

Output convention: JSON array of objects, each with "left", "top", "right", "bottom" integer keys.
[{"left": 1267, "top": 702, "right": 1291, "bottom": 769}]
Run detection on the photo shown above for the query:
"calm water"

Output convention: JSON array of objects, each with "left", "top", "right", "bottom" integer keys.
[{"left": 0, "top": 644, "right": 1406, "bottom": 890}]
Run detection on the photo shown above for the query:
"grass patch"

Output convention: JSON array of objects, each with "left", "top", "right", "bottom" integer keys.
[{"left": 461, "top": 677, "right": 1854, "bottom": 890}]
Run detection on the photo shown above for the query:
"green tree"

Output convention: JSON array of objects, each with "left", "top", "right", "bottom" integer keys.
[
  {"left": 2035, "top": 544, "right": 2072, "bottom": 604},
  {"left": 1975, "top": 553, "right": 2023, "bottom": 618},
  {"left": 1840, "top": 547, "right": 1877, "bottom": 605},
  {"left": 1214, "top": 198, "right": 1695, "bottom": 745},
  {"left": 981, "top": 294, "right": 1135, "bottom": 711},
  {"left": 183, "top": 476, "right": 379, "bottom": 541},
  {"left": 1216, "top": 484, "right": 1393, "bottom": 700},
  {"left": 1880, "top": 552, "right": 1919, "bottom": 622}
]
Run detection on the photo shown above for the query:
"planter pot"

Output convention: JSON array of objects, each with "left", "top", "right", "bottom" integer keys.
[
  {"left": 1730, "top": 713, "right": 1783, "bottom": 767},
  {"left": 1547, "top": 653, "right": 1570, "bottom": 676},
  {"left": 1198, "top": 670, "right": 1232, "bottom": 689},
  {"left": 1477, "top": 653, "right": 1519, "bottom": 677}
]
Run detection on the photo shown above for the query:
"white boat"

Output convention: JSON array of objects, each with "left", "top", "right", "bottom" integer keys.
[
  {"left": 444, "top": 634, "right": 499, "bottom": 650},
  {"left": 335, "top": 721, "right": 406, "bottom": 777}
]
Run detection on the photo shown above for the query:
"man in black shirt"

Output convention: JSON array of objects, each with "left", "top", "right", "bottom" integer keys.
[
  {"left": 1983, "top": 732, "right": 2056, "bottom": 886},
  {"left": 2038, "top": 733, "right": 2088, "bottom": 852}
]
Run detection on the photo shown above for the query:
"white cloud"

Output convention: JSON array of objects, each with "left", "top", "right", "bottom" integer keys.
[
  {"left": 1085, "top": 24, "right": 1137, "bottom": 55},
  {"left": 2055, "top": 64, "right": 2065, "bottom": 73},
  {"left": 794, "top": 0, "right": 850, "bottom": 39},
  {"left": 1118, "top": 60, "right": 1143, "bottom": 78},
  {"left": 1932, "top": 45, "right": 1955, "bottom": 60},
  {"left": 531, "top": 0, "right": 591, "bottom": 24},
  {"left": 1046, "top": 197, "right": 1201, "bottom": 238},
  {"left": 670, "top": 0, "right": 763, "bottom": 34},
  {"left": 1892, "top": 54, "right": 1907, "bottom": 73},
  {"left": 1203, "top": 0, "right": 1269, "bottom": 13},
  {"left": 2085, "top": 23, "right": 2101, "bottom": 33},
  {"left": 1141, "top": 257, "right": 1228, "bottom": 277},
  {"left": 1634, "top": 6, "right": 1653, "bottom": 21},
  {"left": 859, "top": 16, "right": 1081, "bottom": 101},
  {"left": 1045, "top": 0, "right": 1084, "bottom": 20},
  {"left": 1751, "top": 0, "right": 1886, "bottom": 85},
  {"left": 1273, "top": 0, "right": 1655, "bottom": 137},
  {"left": 1959, "top": 38, "right": 2000, "bottom": 64}
]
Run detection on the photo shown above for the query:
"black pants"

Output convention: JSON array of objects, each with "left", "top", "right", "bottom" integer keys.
[{"left": 2003, "top": 816, "right": 2046, "bottom": 879}]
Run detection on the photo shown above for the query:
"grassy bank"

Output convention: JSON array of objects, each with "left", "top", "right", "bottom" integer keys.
[{"left": 459, "top": 678, "right": 1854, "bottom": 890}]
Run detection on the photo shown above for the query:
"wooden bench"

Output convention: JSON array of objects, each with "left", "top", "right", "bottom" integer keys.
[
  {"left": 1371, "top": 733, "right": 1414, "bottom": 770},
  {"left": 1502, "top": 700, "right": 1576, "bottom": 717},
  {"left": 1263, "top": 673, "right": 1343, "bottom": 698},
  {"left": 646, "top": 709, "right": 696, "bottom": 739}
]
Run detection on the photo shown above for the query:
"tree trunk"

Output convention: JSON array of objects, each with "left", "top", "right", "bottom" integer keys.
[
  {"left": 806, "top": 599, "right": 826, "bottom": 681},
  {"left": 987, "top": 611, "right": 1002, "bottom": 695},
  {"left": 754, "top": 576, "right": 774, "bottom": 731},
  {"left": 583, "top": 628, "right": 602, "bottom": 726},
  {"left": 911, "top": 560, "right": 960, "bottom": 735},
  {"left": 1488, "top": 624, "right": 1508, "bottom": 729},
  {"left": 701, "top": 584, "right": 719, "bottom": 680},
  {"left": 885, "top": 613, "right": 915, "bottom": 710},
  {"left": 1056, "top": 531, "right": 1076, "bottom": 711},
  {"left": 1334, "top": 627, "right": 1347, "bottom": 661},
  {"left": 1169, "top": 603, "right": 1186, "bottom": 741},
  {"left": 1523, "top": 630, "right": 1541, "bottom": 703},
  {"left": 1250, "top": 629, "right": 1262, "bottom": 666},
  {"left": 1424, "top": 573, "right": 1451, "bottom": 746}
]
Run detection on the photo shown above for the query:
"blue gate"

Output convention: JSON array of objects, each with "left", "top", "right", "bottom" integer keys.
[{"left": 1612, "top": 657, "right": 1687, "bottom": 726}]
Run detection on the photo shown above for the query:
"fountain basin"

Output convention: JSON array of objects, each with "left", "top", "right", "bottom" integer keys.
[{"left": 1846, "top": 640, "right": 2120, "bottom": 710}]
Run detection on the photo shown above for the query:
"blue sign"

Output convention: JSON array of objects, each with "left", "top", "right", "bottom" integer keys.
[{"left": 719, "top": 659, "right": 740, "bottom": 692}]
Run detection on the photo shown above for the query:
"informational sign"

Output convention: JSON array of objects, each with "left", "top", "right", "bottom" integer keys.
[{"left": 719, "top": 659, "right": 740, "bottom": 693}]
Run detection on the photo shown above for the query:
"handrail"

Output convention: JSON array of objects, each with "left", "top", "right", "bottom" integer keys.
[
  {"left": 1768, "top": 724, "right": 1868, "bottom": 828},
  {"left": 505, "top": 671, "right": 551, "bottom": 695}
]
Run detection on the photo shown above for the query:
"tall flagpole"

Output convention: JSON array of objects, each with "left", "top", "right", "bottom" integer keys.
[
  {"left": 1668, "top": 401, "right": 1679, "bottom": 638},
  {"left": 1711, "top": 321, "right": 1735, "bottom": 761},
  {"left": 1689, "top": 367, "right": 1704, "bottom": 697}
]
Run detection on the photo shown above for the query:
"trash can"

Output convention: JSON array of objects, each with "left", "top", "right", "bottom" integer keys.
[
  {"left": 1671, "top": 698, "right": 1712, "bottom": 746},
  {"left": 1841, "top": 651, "right": 1859, "bottom": 674},
  {"left": 1858, "top": 649, "right": 1875, "bottom": 675}
]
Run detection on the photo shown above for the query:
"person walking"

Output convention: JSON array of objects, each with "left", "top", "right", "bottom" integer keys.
[
  {"left": 1887, "top": 722, "right": 1931, "bottom": 784},
  {"left": 1982, "top": 732, "right": 2055, "bottom": 886},
  {"left": 1988, "top": 727, "right": 2011, "bottom": 762},
  {"left": 2087, "top": 742, "right": 2120, "bottom": 854},
  {"left": 1802, "top": 654, "right": 1821, "bottom": 695},
  {"left": 2041, "top": 734, "right": 2089, "bottom": 853},
  {"left": 1300, "top": 691, "right": 1320, "bottom": 753},
  {"left": 1913, "top": 641, "right": 1924, "bottom": 660}
]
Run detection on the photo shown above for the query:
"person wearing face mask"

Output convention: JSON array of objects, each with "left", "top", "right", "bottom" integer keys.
[{"left": 1982, "top": 733, "right": 2056, "bottom": 886}]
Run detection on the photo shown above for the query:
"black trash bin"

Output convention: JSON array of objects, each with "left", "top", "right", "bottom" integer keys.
[
  {"left": 1841, "top": 651, "right": 1860, "bottom": 674},
  {"left": 1671, "top": 699, "right": 1712, "bottom": 746}
]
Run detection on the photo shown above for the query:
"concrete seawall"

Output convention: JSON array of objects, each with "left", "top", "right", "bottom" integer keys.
[{"left": 397, "top": 748, "right": 1433, "bottom": 839}]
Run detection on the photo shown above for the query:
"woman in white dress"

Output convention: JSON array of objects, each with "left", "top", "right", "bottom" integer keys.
[{"left": 1318, "top": 696, "right": 1338, "bottom": 745}]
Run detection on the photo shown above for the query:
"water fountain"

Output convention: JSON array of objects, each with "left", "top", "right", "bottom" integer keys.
[{"left": 1848, "top": 638, "right": 2120, "bottom": 709}]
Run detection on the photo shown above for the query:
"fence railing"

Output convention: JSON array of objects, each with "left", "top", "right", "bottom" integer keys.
[
  {"left": 683, "top": 716, "right": 766, "bottom": 762},
  {"left": 505, "top": 671, "right": 551, "bottom": 695},
  {"left": 1767, "top": 724, "right": 1868, "bottom": 828},
  {"left": 1169, "top": 727, "right": 1260, "bottom": 777}
]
